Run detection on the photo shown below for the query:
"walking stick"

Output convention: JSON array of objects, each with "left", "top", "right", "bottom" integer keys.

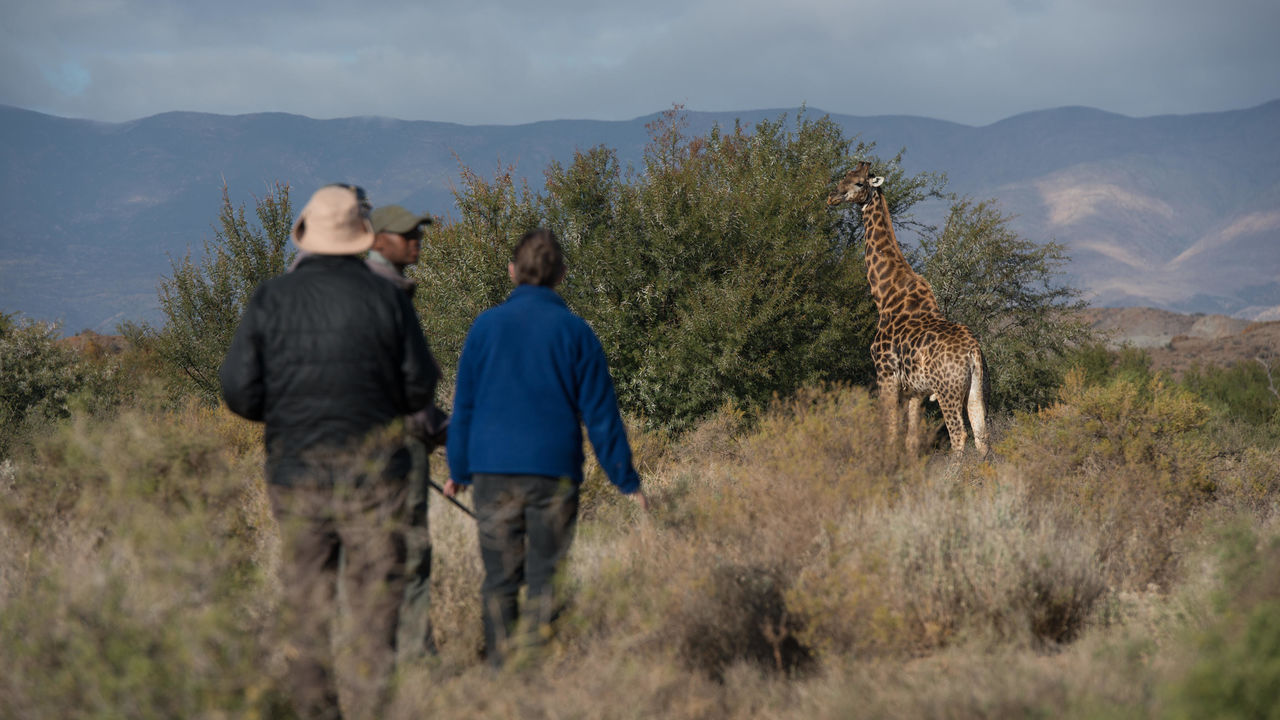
[{"left": 425, "top": 477, "right": 476, "bottom": 519}]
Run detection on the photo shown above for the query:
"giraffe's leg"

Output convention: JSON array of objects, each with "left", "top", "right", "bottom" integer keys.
[
  {"left": 906, "top": 395, "right": 922, "bottom": 456},
  {"left": 940, "top": 395, "right": 968, "bottom": 459},
  {"left": 879, "top": 378, "right": 902, "bottom": 453}
]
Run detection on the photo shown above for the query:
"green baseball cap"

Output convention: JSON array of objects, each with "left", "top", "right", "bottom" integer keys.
[{"left": 371, "top": 205, "right": 433, "bottom": 235}]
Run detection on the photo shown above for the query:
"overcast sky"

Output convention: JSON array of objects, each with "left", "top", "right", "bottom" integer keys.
[{"left": 3, "top": 0, "right": 1278, "bottom": 127}]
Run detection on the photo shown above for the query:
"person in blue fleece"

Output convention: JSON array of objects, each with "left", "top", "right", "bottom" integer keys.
[{"left": 444, "top": 228, "right": 647, "bottom": 665}]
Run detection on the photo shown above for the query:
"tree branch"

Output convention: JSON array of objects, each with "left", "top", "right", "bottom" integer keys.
[{"left": 1257, "top": 355, "right": 1280, "bottom": 404}]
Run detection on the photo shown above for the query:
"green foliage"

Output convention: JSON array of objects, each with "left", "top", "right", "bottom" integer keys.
[
  {"left": 1168, "top": 524, "right": 1280, "bottom": 720},
  {"left": 998, "top": 370, "right": 1223, "bottom": 587},
  {"left": 412, "top": 167, "right": 541, "bottom": 378},
  {"left": 1010, "top": 370, "right": 1216, "bottom": 502},
  {"left": 558, "top": 112, "right": 884, "bottom": 428},
  {"left": 1064, "top": 342, "right": 1155, "bottom": 389},
  {"left": 418, "top": 109, "right": 1090, "bottom": 430},
  {"left": 419, "top": 109, "right": 955, "bottom": 430},
  {"left": 140, "top": 183, "right": 293, "bottom": 403},
  {"left": 0, "top": 316, "right": 122, "bottom": 458},
  {"left": 1181, "top": 358, "right": 1280, "bottom": 428},
  {"left": 836, "top": 149, "right": 948, "bottom": 251},
  {"left": 918, "top": 198, "right": 1093, "bottom": 412}
]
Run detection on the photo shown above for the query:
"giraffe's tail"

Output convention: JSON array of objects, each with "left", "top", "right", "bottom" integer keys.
[{"left": 967, "top": 347, "right": 991, "bottom": 459}]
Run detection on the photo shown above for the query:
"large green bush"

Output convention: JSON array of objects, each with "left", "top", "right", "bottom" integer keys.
[
  {"left": 413, "top": 166, "right": 544, "bottom": 379},
  {"left": 416, "top": 110, "right": 951, "bottom": 430},
  {"left": 415, "top": 109, "right": 1095, "bottom": 431}
]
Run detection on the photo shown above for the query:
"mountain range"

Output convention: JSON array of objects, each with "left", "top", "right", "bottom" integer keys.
[{"left": 2, "top": 100, "right": 1278, "bottom": 334}]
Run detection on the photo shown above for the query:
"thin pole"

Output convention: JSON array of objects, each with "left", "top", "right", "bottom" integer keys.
[{"left": 426, "top": 477, "right": 476, "bottom": 519}]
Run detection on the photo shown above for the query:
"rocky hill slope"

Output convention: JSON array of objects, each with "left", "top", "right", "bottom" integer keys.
[{"left": 1083, "top": 307, "right": 1280, "bottom": 377}]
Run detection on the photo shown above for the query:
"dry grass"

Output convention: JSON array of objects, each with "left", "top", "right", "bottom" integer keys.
[
  {"left": 0, "top": 401, "right": 280, "bottom": 718},
  {"left": 2, "top": 379, "right": 1278, "bottom": 718}
]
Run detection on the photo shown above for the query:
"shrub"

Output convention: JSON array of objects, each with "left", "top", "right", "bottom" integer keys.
[
  {"left": 412, "top": 166, "right": 542, "bottom": 379},
  {"left": 676, "top": 563, "right": 812, "bottom": 679},
  {"left": 416, "top": 110, "right": 946, "bottom": 431},
  {"left": 1064, "top": 342, "right": 1155, "bottom": 388},
  {"left": 560, "top": 387, "right": 905, "bottom": 679},
  {"left": 790, "top": 476, "right": 1109, "bottom": 659},
  {"left": 998, "top": 369, "right": 1219, "bottom": 588},
  {"left": 1166, "top": 523, "right": 1280, "bottom": 720},
  {"left": 0, "top": 315, "right": 124, "bottom": 459},
  {"left": 571, "top": 386, "right": 1110, "bottom": 679},
  {"left": 686, "top": 385, "right": 905, "bottom": 564},
  {"left": 1181, "top": 358, "right": 1280, "bottom": 429},
  {"left": 418, "top": 110, "right": 1094, "bottom": 434},
  {"left": 7, "top": 369, "right": 1274, "bottom": 718}
]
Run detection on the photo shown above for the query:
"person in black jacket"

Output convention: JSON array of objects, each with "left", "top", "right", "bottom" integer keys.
[{"left": 220, "top": 183, "right": 439, "bottom": 720}]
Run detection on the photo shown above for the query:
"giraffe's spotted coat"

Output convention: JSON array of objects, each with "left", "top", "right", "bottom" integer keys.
[{"left": 828, "top": 162, "right": 990, "bottom": 458}]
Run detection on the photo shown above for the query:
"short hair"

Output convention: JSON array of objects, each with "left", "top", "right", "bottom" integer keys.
[{"left": 511, "top": 228, "right": 565, "bottom": 287}]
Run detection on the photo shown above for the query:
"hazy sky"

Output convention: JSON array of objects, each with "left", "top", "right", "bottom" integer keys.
[{"left": 3, "top": 0, "right": 1278, "bottom": 126}]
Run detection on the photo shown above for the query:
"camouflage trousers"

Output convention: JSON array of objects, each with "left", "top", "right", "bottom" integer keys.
[{"left": 267, "top": 451, "right": 410, "bottom": 720}]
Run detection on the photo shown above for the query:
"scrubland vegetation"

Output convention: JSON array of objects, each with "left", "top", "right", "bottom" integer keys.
[{"left": 2, "top": 111, "right": 1277, "bottom": 718}]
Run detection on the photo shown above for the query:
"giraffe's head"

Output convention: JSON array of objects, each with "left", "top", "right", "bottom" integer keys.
[{"left": 826, "top": 161, "right": 884, "bottom": 208}]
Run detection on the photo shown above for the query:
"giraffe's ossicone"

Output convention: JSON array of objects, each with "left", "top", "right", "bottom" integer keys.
[{"left": 828, "top": 161, "right": 990, "bottom": 459}]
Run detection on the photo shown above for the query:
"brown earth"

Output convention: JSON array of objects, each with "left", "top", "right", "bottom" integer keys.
[
  {"left": 1082, "top": 307, "right": 1280, "bottom": 378},
  {"left": 57, "top": 330, "right": 129, "bottom": 356}
]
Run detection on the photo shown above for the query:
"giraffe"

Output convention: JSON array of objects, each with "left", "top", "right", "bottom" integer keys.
[{"left": 827, "top": 161, "right": 989, "bottom": 459}]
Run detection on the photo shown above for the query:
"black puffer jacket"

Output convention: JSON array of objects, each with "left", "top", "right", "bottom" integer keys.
[{"left": 220, "top": 254, "right": 439, "bottom": 485}]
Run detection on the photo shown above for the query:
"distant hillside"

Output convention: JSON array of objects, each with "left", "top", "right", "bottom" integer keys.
[
  {"left": 2, "top": 101, "right": 1278, "bottom": 333},
  {"left": 1082, "top": 307, "right": 1280, "bottom": 378}
]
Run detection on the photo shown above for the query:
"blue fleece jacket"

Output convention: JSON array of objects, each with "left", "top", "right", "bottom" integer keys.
[{"left": 446, "top": 284, "right": 640, "bottom": 493}]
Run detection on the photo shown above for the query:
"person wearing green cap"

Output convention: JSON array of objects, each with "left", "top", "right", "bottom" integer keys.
[
  {"left": 368, "top": 205, "right": 430, "bottom": 296},
  {"left": 369, "top": 204, "right": 449, "bottom": 666}
]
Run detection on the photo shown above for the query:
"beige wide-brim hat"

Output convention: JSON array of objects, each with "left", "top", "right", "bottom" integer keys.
[{"left": 291, "top": 184, "right": 375, "bottom": 255}]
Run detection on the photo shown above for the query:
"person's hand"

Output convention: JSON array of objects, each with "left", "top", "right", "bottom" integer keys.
[
  {"left": 443, "top": 479, "right": 467, "bottom": 498},
  {"left": 630, "top": 491, "right": 649, "bottom": 512}
]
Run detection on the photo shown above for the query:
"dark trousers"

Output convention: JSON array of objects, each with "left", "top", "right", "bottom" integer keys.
[
  {"left": 472, "top": 473, "right": 580, "bottom": 665},
  {"left": 396, "top": 439, "right": 436, "bottom": 664},
  {"left": 267, "top": 453, "right": 410, "bottom": 720}
]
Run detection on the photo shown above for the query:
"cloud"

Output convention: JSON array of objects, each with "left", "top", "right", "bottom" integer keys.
[{"left": 2, "top": 0, "right": 1277, "bottom": 125}]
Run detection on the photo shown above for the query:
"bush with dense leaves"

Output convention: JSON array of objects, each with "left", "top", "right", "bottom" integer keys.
[
  {"left": 416, "top": 110, "right": 950, "bottom": 430},
  {"left": 0, "top": 314, "right": 124, "bottom": 458},
  {"left": 1181, "top": 358, "right": 1280, "bottom": 429},
  {"left": 998, "top": 369, "right": 1222, "bottom": 588}
]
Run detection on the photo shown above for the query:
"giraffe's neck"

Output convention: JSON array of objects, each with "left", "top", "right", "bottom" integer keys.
[{"left": 862, "top": 191, "right": 939, "bottom": 315}]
